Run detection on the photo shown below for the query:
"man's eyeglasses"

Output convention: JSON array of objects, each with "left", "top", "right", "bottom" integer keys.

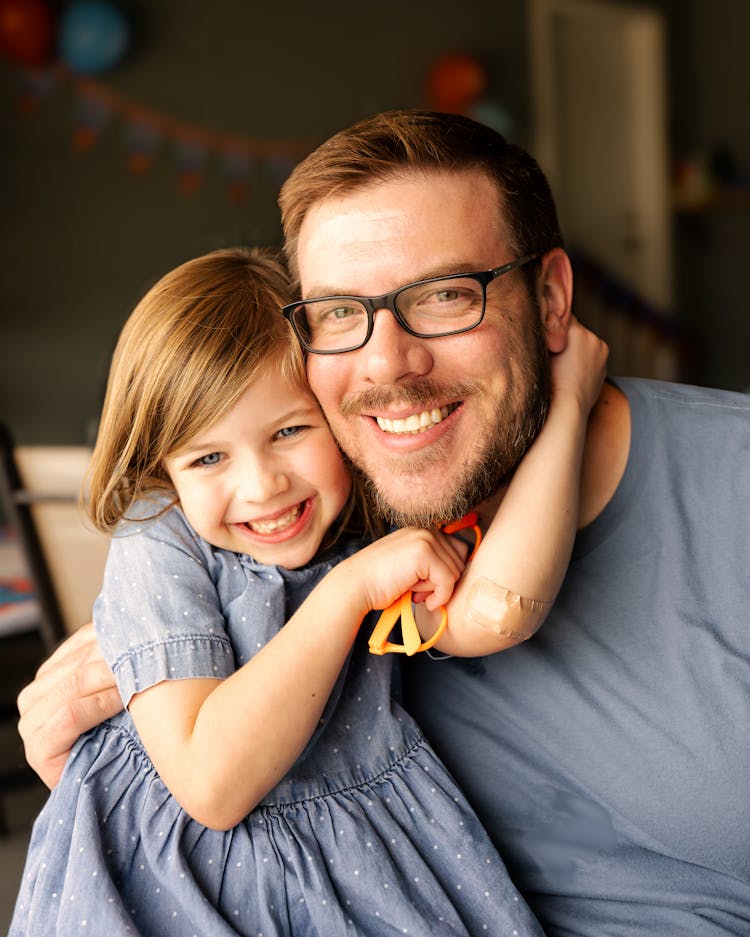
[{"left": 281, "top": 254, "right": 540, "bottom": 355}]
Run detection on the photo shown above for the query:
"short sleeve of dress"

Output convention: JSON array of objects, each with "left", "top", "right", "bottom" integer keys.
[{"left": 94, "top": 500, "right": 236, "bottom": 706}]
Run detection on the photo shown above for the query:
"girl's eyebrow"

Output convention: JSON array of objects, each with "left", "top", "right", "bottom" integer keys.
[
  {"left": 169, "top": 438, "right": 230, "bottom": 459},
  {"left": 169, "top": 403, "right": 321, "bottom": 459},
  {"left": 279, "top": 402, "right": 321, "bottom": 422}
]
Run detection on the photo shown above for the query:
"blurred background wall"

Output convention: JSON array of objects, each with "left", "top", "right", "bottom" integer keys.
[{"left": 1, "top": 0, "right": 748, "bottom": 446}]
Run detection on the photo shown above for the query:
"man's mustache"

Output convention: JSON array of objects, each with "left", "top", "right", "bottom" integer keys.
[{"left": 339, "top": 379, "right": 482, "bottom": 417}]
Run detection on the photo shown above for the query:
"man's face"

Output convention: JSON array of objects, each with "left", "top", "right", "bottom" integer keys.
[{"left": 297, "top": 169, "right": 550, "bottom": 527}]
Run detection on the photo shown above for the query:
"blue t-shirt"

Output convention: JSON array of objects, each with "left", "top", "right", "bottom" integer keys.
[{"left": 405, "top": 378, "right": 750, "bottom": 936}]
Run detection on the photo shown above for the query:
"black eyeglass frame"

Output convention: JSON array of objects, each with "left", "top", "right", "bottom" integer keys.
[{"left": 281, "top": 253, "right": 541, "bottom": 355}]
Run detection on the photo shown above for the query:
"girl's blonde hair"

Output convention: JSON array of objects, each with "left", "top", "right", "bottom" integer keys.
[{"left": 87, "top": 247, "right": 305, "bottom": 532}]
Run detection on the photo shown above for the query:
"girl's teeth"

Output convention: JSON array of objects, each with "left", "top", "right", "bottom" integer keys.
[
  {"left": 376, "top": 405, "right": 453, "bottom": 435},
  {"left": 247, "top": 504, "right": 302, "bottom": 534}
]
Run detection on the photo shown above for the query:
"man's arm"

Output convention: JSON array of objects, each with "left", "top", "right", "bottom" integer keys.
[{"left": 17, "top": 622, "right": 123, "bottom": 788}]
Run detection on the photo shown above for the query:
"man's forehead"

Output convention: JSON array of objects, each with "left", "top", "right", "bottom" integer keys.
[
  {"left": 296, "top": 170, "right": 509, "bottom": 293},
  {"left": 302, "top": 167, "right": 502, "bottom": 224}
]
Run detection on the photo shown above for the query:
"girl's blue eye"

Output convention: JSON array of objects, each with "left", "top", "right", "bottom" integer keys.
[
  {"left": 196, "top": 452, "right": 222, "bottom": 466},
  {"left": 277, "top": 425, "right": 304, "bottom": 439}
]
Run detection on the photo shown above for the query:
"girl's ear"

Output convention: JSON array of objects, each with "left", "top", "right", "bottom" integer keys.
[{"left": 537, "top": 248, "right": 574, "bottom": 353}]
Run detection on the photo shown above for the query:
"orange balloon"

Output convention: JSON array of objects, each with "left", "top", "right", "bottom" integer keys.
[
  {"left": 427, "top": 53, "right": 487, "bottom": 113},
  {"left": 0, "top": 0, "right": 53, "bottom": 66}
]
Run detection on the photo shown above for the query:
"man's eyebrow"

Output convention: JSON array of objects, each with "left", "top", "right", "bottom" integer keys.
[
  {"left": 414, "top": 262, "right": 486, "bottom": 281},
  {"left": 303, "top": 263, "right": 486, "bottom": 299},
  {"left": 301, "top": 284, "right": 349, "bottom": 300}
]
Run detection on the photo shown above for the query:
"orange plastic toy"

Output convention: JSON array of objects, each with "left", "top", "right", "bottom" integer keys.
[{"left": 368, "top": 513, "right": 482, "bottom": 656}]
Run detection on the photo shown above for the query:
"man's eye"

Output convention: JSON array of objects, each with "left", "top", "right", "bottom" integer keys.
[
  {"left": 195, "top": 452, "right": 222, "bottom": 467},
  {"left": 330, "top": 305, "right": 357, "bottom": 320},
  {"left": 313, "top": 304, "right": 360, "bottom": 323},
  {"left": 420, "top": 286, "right": 468, "bottom": 305},
  {"left": 434, "top": 288, "right": 461, "bottom": 302}
]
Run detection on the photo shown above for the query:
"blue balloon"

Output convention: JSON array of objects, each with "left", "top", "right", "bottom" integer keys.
[{"left": 58, "top": 0, "right": 130, "bottom": 75}]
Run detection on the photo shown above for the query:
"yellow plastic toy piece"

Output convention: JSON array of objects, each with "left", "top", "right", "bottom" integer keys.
[{"left": 368, "top": 513, "right": 482, "bottom": 656}]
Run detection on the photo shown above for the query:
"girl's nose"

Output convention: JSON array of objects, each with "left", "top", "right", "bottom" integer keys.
[{"left": 233, "top": 460, "right": 290, "bottom": 504}]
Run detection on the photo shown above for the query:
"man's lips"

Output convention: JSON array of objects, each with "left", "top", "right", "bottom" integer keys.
[{"left": 375, "top": 402, "right": 459, "bottom": 435}]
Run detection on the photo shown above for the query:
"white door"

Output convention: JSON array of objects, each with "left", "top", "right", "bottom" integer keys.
[{"left": 529, "top": 0, "right": 673, "bottom": 309}]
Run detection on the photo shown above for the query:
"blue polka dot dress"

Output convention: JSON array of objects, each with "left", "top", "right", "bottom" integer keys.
[{"left": 11, "top": 503, "right": 543, "bottom": 936}]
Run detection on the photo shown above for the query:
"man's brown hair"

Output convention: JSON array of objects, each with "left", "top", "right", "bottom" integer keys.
[{"left": 279, "top": 109, "right": 564, "bottom": 290}]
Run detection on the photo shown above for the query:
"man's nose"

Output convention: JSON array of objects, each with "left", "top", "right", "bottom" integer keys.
[{"left": 359, "top": 306, "right": 433, "bottom": 385}]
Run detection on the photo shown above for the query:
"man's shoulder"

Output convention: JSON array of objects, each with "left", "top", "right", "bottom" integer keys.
[
  {"left": 614, "top": 377, "right": 750, "bottom": 439},
  {"left": 612, "top": 378, "right": 750, "bottom": 505},
  {"left": 596, "top": 377, "right": 750, "bottom": 522},
  {"left": 614, "top": 376, "right": 750, "bottom": 412}
]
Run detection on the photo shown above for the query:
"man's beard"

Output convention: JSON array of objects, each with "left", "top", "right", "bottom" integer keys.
[{"left": 345, "top": 322, "right": 551, "bottom": 529}]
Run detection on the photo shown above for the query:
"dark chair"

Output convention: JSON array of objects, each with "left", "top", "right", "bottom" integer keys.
[
  {"left": 0, "top": 423, "right": 67, "bottom": 832},
  {"left": 0, "top": 423, "right": 68, "bottom": 653}
]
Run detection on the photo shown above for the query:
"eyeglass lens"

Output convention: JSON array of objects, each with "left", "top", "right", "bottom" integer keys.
[{"left": 293, "top": 275, "right": 485, "bottom": 352}]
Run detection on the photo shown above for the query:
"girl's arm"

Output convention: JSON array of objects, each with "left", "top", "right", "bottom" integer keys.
[
  {"left": 425, "top": 318, "right": 608, "bottom": 657},
  {"left": 128, "top": 526, "right": 463, "bottom": 831}
]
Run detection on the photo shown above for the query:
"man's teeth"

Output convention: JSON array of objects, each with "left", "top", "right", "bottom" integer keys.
[
  {"left": 376, "top": 405, "right": 454, "bottom": 435},
  {"left": 247, "top": 504, "right": 302, "bottom": 534}
]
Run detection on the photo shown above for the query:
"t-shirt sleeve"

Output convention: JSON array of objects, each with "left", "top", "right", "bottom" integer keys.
[{"left": 94, "top": 505, "right": 235, "bottom": 706}]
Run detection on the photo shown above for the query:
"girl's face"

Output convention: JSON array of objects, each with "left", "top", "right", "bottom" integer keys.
[{"left": 163, "top": 370, "right": 352, "bottom": 569}]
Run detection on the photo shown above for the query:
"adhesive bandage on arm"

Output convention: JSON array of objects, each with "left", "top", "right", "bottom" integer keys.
[{"left": 464, "top": 577, "right": 550, "bottom": 641}]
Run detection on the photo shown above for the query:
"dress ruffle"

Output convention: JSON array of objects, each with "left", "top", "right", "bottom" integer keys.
[{"left": 14, "top": 710, "right": 539, "bottom": 936}]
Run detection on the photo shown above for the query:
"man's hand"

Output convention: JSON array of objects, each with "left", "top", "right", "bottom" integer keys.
[{"left": 17, "top": 622, "right": 123, "bottom": 789}]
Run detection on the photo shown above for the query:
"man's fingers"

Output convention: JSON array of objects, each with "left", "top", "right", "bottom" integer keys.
[
  {"left": 18, "top": 670, "right": 123, "bottom": 748},
  {"left": 16, "top": 626, "right": 123, "bottom": 792},
  {"left": 23, "top": 751, "right": 69, "bottom": 791},
  {"left": 18, "top": 685, "right": 124, "bottom": 789},
  {"left": 59, "top": 685, "right": 125, "bottom": 736},
  {"left": 33, "top": 621, "right": 98, "bottom": 678},
  {"left": 18, "top": 657, "right": 119, "bottom": 724},
  {"left": 17, "top": 630, "right": 114, "bottom": 717}
]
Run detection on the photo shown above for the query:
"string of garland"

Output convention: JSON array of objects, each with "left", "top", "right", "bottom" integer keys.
[{"left": 12, "top": 63, "right": 315, "bottom": 202}]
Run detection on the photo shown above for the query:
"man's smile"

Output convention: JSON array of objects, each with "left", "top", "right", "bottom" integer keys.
[{"left": 375, "top": 403, "right": 459, "bottom": 435}]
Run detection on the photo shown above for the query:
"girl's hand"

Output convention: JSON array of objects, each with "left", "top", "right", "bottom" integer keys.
[
  {"left": 340, "top": 527, "right": 466, "bottom": 616},
  {"left": 551, "top": 317, "right": 609, "bottom": 415}
]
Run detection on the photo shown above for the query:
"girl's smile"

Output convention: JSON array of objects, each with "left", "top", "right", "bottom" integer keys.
[{"left": 233, "top": 496, "right": 314, "bottom": 542}]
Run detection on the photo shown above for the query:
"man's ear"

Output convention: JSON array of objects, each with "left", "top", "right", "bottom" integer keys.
[{"left": 537, "top": 248, "right": 573, "bottom": 353}]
